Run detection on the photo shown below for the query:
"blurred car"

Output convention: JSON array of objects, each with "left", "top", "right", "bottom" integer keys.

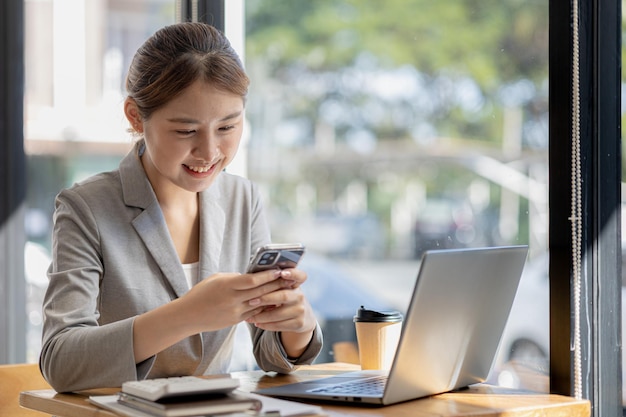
[
  {"left": 489, "top": 252, "right": 626, "bottom": 405},
  {"left": 413, "top": 198, "right": 477, "bottom": 258},
  {"left": 276, "top": 211, "right": 386, "bottom": 260},
  {"left": 488, "top": 253, "right": 550, "bottom": 391},
  {"left": 299, "top": 252, "right": 393, "bottom": 363}
]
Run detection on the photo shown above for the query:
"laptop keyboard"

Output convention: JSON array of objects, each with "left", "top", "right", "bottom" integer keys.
[{"left": 309, "top": 375, "right": 388, "bottom": 395}]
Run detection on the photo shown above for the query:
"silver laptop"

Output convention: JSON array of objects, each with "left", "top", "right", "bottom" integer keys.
[{"left": 255, "top": 245, "right": 528, "bottom": 405}]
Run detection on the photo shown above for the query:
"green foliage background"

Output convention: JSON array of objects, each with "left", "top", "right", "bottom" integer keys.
[{"left": 243, "top": 0, "right": 550, "bottom": 254}]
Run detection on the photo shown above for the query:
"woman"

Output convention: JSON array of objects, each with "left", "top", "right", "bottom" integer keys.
[{"left": 39, "top": 22, "right": 322, "bottom": 393}]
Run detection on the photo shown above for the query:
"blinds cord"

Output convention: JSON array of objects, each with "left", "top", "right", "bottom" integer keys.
[{"left": 569, "top": 0, "right": 583, "bottom": 400}]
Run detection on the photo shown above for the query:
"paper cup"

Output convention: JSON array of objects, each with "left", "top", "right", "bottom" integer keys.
[{"left": 353, "top": 306, "right": 403, "bottom": 370}]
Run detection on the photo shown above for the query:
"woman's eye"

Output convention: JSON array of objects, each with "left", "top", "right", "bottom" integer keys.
[
  {"left": 219, "top": 125, "right": 235, "bottom": 132},
  {"left": 176, "top": 130, "right": 195, "bottom": 135}
]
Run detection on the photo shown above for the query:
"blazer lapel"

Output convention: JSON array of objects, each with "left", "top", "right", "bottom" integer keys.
[
  {"left": 132, "top": 205, "right": 190, "bottom": 298},
  {"left": 119, "top": 143, "right": 189, "bottom": 298}
]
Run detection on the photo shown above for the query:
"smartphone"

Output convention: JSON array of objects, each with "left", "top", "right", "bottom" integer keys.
[{"left": 247, "top": 243, "right": 306, "bottom": 273}]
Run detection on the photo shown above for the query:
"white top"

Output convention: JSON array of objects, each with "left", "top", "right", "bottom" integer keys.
[{"left": 182, "top": 262, "right": 199, "bottom": 289}]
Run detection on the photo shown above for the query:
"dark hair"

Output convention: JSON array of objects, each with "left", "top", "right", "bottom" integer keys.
[{"left": 126, "top": 22, "right": 249, "bottom": 120}]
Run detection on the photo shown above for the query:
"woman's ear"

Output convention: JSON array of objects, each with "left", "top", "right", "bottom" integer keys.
[{"left": 124, "top": 98, "right": 144, "bottom": 133}]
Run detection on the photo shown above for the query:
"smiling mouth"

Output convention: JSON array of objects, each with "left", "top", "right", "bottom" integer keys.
[{"left": 185, "top": 164, "right": 213, "bottom": 173}]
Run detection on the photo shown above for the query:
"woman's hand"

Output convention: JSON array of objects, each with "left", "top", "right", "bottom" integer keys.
[
  {"left": 132, "top": 268, "right": 293, "bottom": 363},
  {"left": 244, "top": 268, "right": 318, "bottom": 358},
  {"left": 180, "top": 269, "right": 298, "bottom": 333}
]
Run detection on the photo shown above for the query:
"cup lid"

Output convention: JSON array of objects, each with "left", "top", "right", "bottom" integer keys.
[{"left": 353, "top": 306, "right": 403, "bottom": 323}]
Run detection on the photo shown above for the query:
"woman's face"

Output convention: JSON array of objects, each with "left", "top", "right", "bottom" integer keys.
[{"left": 129, "top": 79, "right": 245, "bottom": 196}]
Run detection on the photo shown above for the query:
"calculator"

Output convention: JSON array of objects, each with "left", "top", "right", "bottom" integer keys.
[{"left": 121, "top": 376, "right": 240, "bottom": 402}]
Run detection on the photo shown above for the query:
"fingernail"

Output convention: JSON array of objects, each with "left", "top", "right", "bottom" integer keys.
[
  {"left": 273, "top": 270, "right": 282, "bottom": 278},
  {"left": 249, "top": 298, "right": 261, "bottom": 306},
  {"left": 281, "top": 270, "right": 292, "bottom": 278}
]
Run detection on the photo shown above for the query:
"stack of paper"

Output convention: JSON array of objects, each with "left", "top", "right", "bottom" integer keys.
[{"left": 89, "top": 390, "right": 324, "bottom": 417}]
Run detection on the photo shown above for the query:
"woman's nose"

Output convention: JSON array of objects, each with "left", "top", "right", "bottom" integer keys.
[{"left": 192, "top": 134, "right": 217, "bottom": 161}]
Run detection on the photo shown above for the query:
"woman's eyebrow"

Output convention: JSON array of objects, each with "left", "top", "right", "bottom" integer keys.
[
  {"left": 220, "top": 110, "right": 243, "bottom": 121},
  {"left": 167, "top": 117, "right": 198, "bottom": 124},
  {"left": 167, "top": 111, "right": 243, "bottom": 124}
]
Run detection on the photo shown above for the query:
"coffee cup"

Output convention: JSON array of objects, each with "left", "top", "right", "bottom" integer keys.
[{"left": 353, "top": 306, "right": 403, "bottom": 370}]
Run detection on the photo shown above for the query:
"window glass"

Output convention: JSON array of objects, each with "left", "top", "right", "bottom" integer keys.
[
  {"left": 23, "top": 0, "right": 175, "bottom": 362},
  {"left": 244, "top": 0, "right": 550, "bottom": 388},
  {"left": 22, "top": 0, "right": 551, "bottom": 393}
]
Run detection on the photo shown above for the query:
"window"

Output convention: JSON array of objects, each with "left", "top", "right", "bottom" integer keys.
[
  {"left": 23, "top": 0, "right": 176, "bottom": 362},
  {"left": 243, "top": 0, "right": 550, "bottom": 387}
]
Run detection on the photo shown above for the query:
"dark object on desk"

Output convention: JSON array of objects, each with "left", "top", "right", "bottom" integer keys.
[
  {"left": 117, "top": 391, "right": 262, "bottom": 417},
  {"left": 255, "top": 246, "right": 528, "bottom": 406}
]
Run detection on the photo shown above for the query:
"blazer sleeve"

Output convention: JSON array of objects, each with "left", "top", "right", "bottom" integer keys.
[
  {"left": 39, "top": 188, "right": 144, "bottom": 392},
  {"left": 251, "top": 323, "right": 323, "bottom": 373}
]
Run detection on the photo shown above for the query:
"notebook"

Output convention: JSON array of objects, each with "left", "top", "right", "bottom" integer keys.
[{"left": 255, "top": 245, "right": 528, "bottom": 405}]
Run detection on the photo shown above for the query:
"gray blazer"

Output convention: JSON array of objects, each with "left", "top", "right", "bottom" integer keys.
[{"left": 40, "top": 143, "right": 322, "bottom": 392}]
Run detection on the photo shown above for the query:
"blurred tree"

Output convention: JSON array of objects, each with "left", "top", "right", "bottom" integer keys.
[
  {"left": 244, "top": 0, "right": 549, "bottom": 256},
  {"left": 245, "top": 0, "right": 548, "bottom": 148}
]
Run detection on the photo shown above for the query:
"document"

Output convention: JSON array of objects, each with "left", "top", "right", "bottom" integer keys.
[
  {"left": 243, "top": 391, "right": 324, "bottom": 416},
  {"left": 89, "top": 390, "right": 324, "bottom": 417}
]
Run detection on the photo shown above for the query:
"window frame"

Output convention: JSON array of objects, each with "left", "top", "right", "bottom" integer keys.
[
  {"left": 0, "top": 0, "right": 27, "bottom": 365},
  {"left": 549, "top": 0, "right": 622, "bottom": 415}
]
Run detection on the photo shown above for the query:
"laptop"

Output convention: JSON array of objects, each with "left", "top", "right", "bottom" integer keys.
[{"left": 255, "top": 245, "right": 528, "bottom": 405}]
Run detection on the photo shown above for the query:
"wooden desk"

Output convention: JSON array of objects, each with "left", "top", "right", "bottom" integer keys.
[{"left": 20, "top": 363, "right": 590, "bottom": 417}]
